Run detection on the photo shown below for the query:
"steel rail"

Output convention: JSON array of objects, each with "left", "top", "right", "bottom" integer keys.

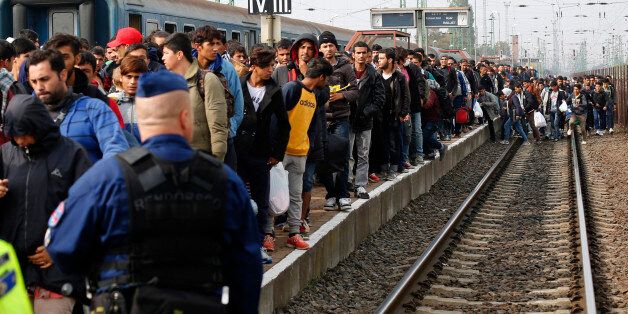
[
  {"left": 375, "top": 140, "right": 519, "bottom": 314},
  {"left": 571, "top": 134, "right": 597, "bottom": 313}
]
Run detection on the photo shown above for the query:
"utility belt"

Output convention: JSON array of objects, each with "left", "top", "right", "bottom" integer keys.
[{"left": 91, "top": 285, "right": 226, "bottom": 314}]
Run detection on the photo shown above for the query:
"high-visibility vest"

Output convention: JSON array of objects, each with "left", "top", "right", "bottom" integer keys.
[{"left": 0, "top": 240, "right": 32, "bottom": 314}]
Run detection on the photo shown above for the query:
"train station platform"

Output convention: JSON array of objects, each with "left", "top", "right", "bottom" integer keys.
[{"left": 259, "top": 121, "right": 499, "bottom": 312}]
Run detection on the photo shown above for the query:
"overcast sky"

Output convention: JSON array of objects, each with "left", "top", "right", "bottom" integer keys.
[{"left": 232, "top": 0, "right": 628, "bottom": 67}]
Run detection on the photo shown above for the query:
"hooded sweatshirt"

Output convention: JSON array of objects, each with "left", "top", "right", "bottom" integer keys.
[
  {"left": 271, "top": 34, "right": 319, "bottom": 88},
  {"left": 0, "top": 95, "right": 91, "bottom": 298}
]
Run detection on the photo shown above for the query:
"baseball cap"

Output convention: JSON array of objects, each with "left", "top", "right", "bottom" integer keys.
[
  {"left": 107, "top": 27, "right": 143, "bottom": 48},
  {"left": 136, "top": 71, "right": 188, "bottom": 98}
]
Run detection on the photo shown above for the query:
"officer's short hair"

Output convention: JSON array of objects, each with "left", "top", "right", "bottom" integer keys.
[
  {"left": 305, "top": 58, "right": 333, "bottom": 79},
  {"left": 163, "top": 33, "right": 194, "bottom": 63},
  {"left": 29, "top": 49, "right": 66, "bottom": 75},
  {"left": 574, "top": 83, "right": 582, "bottom": 90}
]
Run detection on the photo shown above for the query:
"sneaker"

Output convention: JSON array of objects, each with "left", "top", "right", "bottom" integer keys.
[
  {"left": 523, "top": 141, "right": 531, "bottom": 146},
  {"left": 368, "top": 173, "right": 381, "bottom": 183},
  {"left": 439, "top": 144, "right": 448, "bottom": 161},
  {"left": 500, "top": 140, "right": 509, "bottom": 145},
  {"left": 609, "top": 128, "right": 614, "bottom": 134},
  {"left": 338, "top": 198, "right": 352, "bottom": 211},
  {"left": 383, "top": 171, "right": 397, "bottom": 181},
  {"left": 413, "top": 156, "right": 424, "bottom": 165},
  {"left": 299, "top": 220, "right": 310, "bottom": 240},
  {"left": 425, "top": 153, "right": 436, "bottom": 160},
  {"left": 263, "top": 234, "right": 275, "bottom": 252},
  {"left": 596, "top": 130, "right": 603, "bottom": 136},
  {"left": 324, "top": 197, "right": 337, "bottom": 211},
  {"left": 444, "top": 135, "right": 451, "bottom": 141},
  {"left": 581, "top": 140, "right": 587, "bottom": 145},
  {"left": 287, "top": 234, "right": 309, "bottom": 250},
  {"left": 403, "top": 162, "right": 414, "bottom": 170},
  {"left": 355, "top": 186, "right": 370, "bottom": 199},
  {"left": 567, "top": 129, "right": 572, "bottom": 136},
  {"left": 261, "top": 247, "right": 273, "bottom": 264}
]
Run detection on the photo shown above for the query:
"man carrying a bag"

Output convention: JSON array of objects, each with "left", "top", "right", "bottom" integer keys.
[{"left": 236, "top": 47, "right": 290, "bottom": 258}]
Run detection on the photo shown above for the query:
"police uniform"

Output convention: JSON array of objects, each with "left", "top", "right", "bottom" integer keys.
[{"left": 45, "top": 71, "right": 262, "bottom": 313}]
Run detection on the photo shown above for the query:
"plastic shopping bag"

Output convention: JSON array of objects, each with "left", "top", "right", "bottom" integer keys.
[
  {"left": 473, "top": 100, "right": 483, "bottom": 118},
  {"left": 559, "top": 100, "right": 568, "bottom": 112},
  {"left": 534, "top": 111, "right": 547, "bottom": 128},
  {"left": 269, "top": 163, "right": 290, "bottom": 216}
]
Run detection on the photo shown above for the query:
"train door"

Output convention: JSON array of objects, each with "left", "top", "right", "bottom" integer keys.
[
  {"left": 243, "top": 32, "right": 249, "bottom": 51},
  {"left": 49, "top": 8, "right": 78, "bottom": 36}
]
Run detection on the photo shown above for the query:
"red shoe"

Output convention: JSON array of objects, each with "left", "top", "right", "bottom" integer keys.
[
  {"left": 263, "top": 234, "right": 275, "bottom": 252},
  {"left": 403, "top": 162, "right": 414, "bottom": 169},
  {"left": 368, "top": 173, "right": 381, "bottom": 183},
  {"left": 287, "top": 234, "right": 310, "bottom": 250}
]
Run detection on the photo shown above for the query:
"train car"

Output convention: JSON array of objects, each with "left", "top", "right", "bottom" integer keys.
[{"left": 0, "top": 0, "right": 354, "bottom": 50}]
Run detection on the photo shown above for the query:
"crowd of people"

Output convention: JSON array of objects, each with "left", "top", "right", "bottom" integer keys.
[{"left": 0, "top": 24, "right": 617, "bottom": 313}]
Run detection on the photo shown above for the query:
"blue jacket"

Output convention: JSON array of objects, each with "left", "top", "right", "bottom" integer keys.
[
  {"left": 208, "top": 58, "right": 244, "bottom": 138},
  {"left": 46, "top": 135, "right": 262, "bottom": 313},
  {"left": 60, "top": 96, "right": 129, "bottom": 162}
]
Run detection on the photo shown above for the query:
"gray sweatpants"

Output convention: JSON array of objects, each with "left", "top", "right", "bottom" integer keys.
[
  {"left": 266, "top": 154, "right": 306, "bottom": 234},
  {"left": 348, "top": 129, "right": 372, "bottom": 188}
]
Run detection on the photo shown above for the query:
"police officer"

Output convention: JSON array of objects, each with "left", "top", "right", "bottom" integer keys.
[{"left": 45, "top": 71, "right": 262, "bottom": 313}]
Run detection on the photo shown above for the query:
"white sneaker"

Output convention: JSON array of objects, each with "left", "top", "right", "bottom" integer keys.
[
  {"left": 338, "top": 198, "right": 352, "bottom": 211},
  {"left": 581, "top": 141, "right": 587, "bottom": 145},
  {"left": 609, "top": 128, "right": 614, "bottom": 134},
  {"left": 324, "top": 197, "right": 337, "bottom": 211},
  {"left": 567, "top": 129, "right": 572, "bottom": 136}
]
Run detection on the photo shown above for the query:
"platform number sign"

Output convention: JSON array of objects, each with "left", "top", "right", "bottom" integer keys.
[{"left": 249, "top": 0, "right": 291, "bottom": 14}]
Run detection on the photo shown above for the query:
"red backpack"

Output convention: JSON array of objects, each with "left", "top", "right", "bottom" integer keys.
[{"left": 455, "top": 107, "right": 470, "bottom": 124}]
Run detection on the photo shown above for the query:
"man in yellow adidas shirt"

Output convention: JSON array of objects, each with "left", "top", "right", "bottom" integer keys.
[{"left": 268, "top": 58, "right": 332, "bottom": 250}]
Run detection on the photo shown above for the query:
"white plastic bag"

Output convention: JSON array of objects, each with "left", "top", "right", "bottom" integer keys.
[
  {"left": 559, "top": 100, "right": 568, "bottom": 112},
  {"left": 473, "top": 100, "right": 483, "bottom": 118},
  {"left": 534, "top": 111, "right": 547, "bottom": 128},
  {"left": 269, "top": 162, "right": 290, "bottom": 216}
]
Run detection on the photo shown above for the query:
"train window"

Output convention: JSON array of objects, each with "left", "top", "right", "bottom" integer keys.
[
  {"left": 129, "top": 13, "right": 142, "bottom": 33},
  {"left": 231, "top": 31, "right": 240, "bottom": 42},
  {"left": 146, "top": 20, "right": 159, "bottom": 34},
  {"left": 218, "top": 29, "right": 227, "bottom": 41},
  {"left": 184, "top": 24, "right": 195, "bottom": 33},
  {"left": 50, "top": 10, "right": 77, "bottom": 36},
  {"left": 164, "top": 22, "right": 177, "bottom": 34}
]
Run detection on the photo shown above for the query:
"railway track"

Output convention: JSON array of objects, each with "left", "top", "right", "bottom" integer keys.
[{"left": 376, "top": 136, "right": 596, "bottom": 313}]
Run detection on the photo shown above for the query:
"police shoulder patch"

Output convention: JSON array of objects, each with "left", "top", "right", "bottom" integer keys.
[{"left": 48, "top": 202, "right": 65, "bottom": 228}]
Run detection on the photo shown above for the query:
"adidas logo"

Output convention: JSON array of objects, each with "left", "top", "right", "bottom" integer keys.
[{"left": 51, "top": 169, "right": 62, "bottom": 178}]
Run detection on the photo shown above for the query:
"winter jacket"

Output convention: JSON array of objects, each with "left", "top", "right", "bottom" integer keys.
[
  {"left": 523, "top": 91, "right": 539, "bottom": 113},
  {"left": 237, "top": 74, "right": 290, "bottom": 161},
  {"left": 438, "top": 66, "right": 459, "bottom": 95},
  {"left": 0, "top": 95, "right": 91, "bottom": 299},
  {"left": 590, "top": 90, "right": 607, "bottom": 109},
  {"left": 480, "top": 74, "right": 494, "bottom": 93},
  {"left": 543, "top": 90, "right": 568, "bottom": 113},
  {"left": 569, "top": 93, "right": 588, "bottom": 115},
  {"left": 49, "top": 92, "right": 129, "bottom": 163},
  {"left": 349, "top": 64, "right": 385, "bottom": 132},
  {"left": 326, "top": 57, "right": 358, "bottom": 121},
  {"left": 403, "top": 63, "right": 427, "bottom": 114},
  {"left": 185, "top": 60, "right": 229, "bottom": 161},
  {"left": 272, "top": 34, "right": 319, "bottom": 88},
  {"left": 508, "top": 93, "right": 526, "bottom": 117},
  {"left": 463, "top": 69, "right": 478, "bottom": 95},
  {"left": 379, "top": 69, "right": 410, "bottom": 119}
]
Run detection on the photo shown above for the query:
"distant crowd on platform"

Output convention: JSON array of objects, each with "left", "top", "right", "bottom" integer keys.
[{"left": 0, "top": 25, "right": 617, "bottom": 313}]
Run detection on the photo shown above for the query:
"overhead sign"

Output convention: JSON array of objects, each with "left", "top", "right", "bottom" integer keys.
[
  {"left": 248, "top": 0, "right": 291, "bottom": 14},
  {"left": 371, "top": 10, "right": 416, "bottom": 29},
  {"left": 424, "top": 11, "right": 469, "bottom": 27}
]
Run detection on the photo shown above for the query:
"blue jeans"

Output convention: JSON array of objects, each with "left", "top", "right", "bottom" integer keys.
[
  {"left": 302, "top": 161, "right": 317, "bottom": 193},
  {"left": 550, "top": 111, "right": 561, "bottom": 139},
  {"left": 422, "top": 120, "right": 443, "bottom": 153},
  {"left": 593, "top": 108, "right": 604, "bottom": 130},
  {"left": 503, "top": 116, "right": 528, "bottom": 141},
  {"left": 321, "top": 119, "right": 350, "bottom": 199},
  {"left": 606, "top": 104, "right": 614, "bottom": 129},
  {"left": 409, "top": 112, "right": 423, "bottom": 158}
]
